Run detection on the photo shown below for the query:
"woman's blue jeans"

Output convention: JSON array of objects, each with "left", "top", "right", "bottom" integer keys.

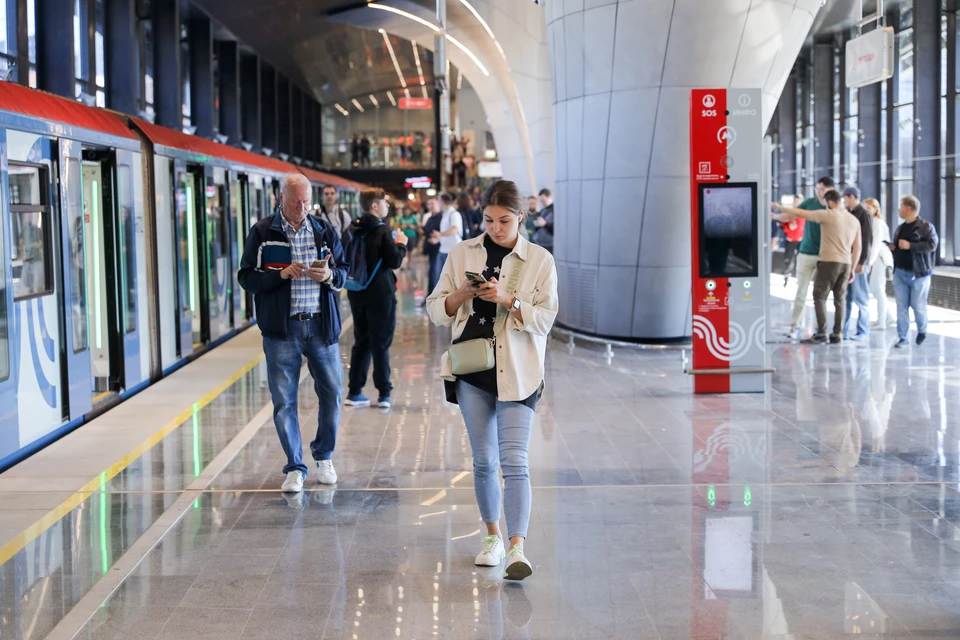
[{"left": 456, "top": 380, "right": 534, "bottom": 540}]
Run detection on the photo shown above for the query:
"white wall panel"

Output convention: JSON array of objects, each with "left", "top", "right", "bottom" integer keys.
[
  {"left": 604, "top": 88, "right": 659, "bottom": 179},
  {"left": 611, "top": 0, "right": 674, "bottom": 91},
  {"left": 583, "top": 4, "right": 617, "bottom": 96}
]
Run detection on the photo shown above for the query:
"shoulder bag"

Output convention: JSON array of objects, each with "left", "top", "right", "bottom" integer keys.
[{"left": 447, "top": 257, "right": 525, "bottom": 376}]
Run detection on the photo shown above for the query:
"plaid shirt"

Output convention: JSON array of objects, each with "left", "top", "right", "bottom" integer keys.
[{"left": 283, "top": 217, "right": 322, "bottom": 315}]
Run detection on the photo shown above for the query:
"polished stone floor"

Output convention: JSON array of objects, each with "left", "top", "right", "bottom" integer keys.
[{"left": 5, "top": 266, "right": 960, "bottom": 639}]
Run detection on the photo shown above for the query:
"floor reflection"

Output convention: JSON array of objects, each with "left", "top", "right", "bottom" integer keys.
[{"left": 8, "top": 267, "right": 960, "bottom": 637}]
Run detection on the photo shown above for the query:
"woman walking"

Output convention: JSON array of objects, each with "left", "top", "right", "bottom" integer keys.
[
  {"left": 427, "top": 180, "right": 558, "bottom": 581},
  {"left": 864, "top": 198, "right": 895, "bottom": 328}
]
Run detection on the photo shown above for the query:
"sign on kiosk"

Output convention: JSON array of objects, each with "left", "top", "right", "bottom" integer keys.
[{"left": 688, "top": 88, "right": 771, "bottom": 394}]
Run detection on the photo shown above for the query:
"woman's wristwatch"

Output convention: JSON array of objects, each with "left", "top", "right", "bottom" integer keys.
[{"left": 510, "top": 296, "right": 521, "bottom": 312}]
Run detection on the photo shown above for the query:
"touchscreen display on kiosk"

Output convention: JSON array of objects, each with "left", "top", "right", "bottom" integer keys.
[{"left": 698, "top": 182, "right": 759, "bottom": 279}]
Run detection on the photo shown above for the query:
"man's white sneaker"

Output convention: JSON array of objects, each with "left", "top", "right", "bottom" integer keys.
[
  {"left": 504, "top": 544, "right": 533, "bottom": 581},
  {"left": 316, "top": 460, "right": 338, "bottom": 485},
  {"left": 475, "top": 535, "right": 506, "bottom": 567},
  {"left": 281, "top": 470, "right": 304, "bottom": 493}
]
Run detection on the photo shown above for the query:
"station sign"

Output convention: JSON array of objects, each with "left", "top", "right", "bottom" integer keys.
[{"left": 399, "top": 97, "right": 433, "bottom": 110}]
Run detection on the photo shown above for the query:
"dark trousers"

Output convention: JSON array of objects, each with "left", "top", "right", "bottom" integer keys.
[
  {"left": 812, "top": 261, "right": 851, "bottom": 336},
  {"left": 347, "top": 292, "right": 397, "bottom": 397},
  {"left": 783, "top": 241, "right": 800, "bottom": 278},
  {"left": 427, "top": 252, "right": 443, "bottom": 295}
]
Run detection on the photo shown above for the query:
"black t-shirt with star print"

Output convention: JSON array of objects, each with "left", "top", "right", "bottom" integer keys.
[{"left": 452, "top": 235, "right": 537, "bottom": 409}]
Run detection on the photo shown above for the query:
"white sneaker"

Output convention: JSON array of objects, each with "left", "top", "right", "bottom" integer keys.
[
  {"left": 281, "top": 470, "right": 304, "bottom": 493},
  {"left": 316, "top": 460, "right": 338, "bottom": 485},
  {"left": 504, "top": 544, "right": 533, "bottom": 581},
  {"left": 475, "top": 535, "right": 506, "bottom": 567}
]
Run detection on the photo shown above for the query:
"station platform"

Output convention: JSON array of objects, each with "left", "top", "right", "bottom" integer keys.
[{"left": 3, "top": 267, "right": 960, "bottom": 639}]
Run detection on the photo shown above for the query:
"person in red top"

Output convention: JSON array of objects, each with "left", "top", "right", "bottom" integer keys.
[{"left": 781, "top": 197, "right": 806, "bottom": 286}]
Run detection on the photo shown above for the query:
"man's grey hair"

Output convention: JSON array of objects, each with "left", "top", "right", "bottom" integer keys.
[
  {"left": 901, "top": 194, "right": 921, "bottom": 213},
  {"left": 281, "top": 173, "right": 311, "bottom": 195}
]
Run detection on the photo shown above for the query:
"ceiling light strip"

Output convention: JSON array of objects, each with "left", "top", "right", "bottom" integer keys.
[
  {"left": 351, "top": 98, "right": 365, "bottom": 112},
  {"left": 446, "top": 34, "right": 488, "bottom": 76},
  {"left": 334, "top": 103, "right": 349, "bottom": 116},
  {"left": 370, "top": 3, "right": 439, "bottom": 32},
  {"left": 368, "top": 3, "right": 490, "bottom": 77},
  {"left": 379, "top": 28, "right": 408, "bottom": 90},
  {"left": 458, "top": 0, "right": 506, "bottom": 61},
  {"left": 412, "top": 40, "right": 426, "bottom": 87},
  {"left": 386, "top": 90, "right": 397, "bottom": 106},
  {"left": 369, "top": 94, "right": 379, "bottom": 108}
]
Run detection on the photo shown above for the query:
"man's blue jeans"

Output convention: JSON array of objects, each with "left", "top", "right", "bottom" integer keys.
[
  {"left": 456, "top": 380, "right": 534, "bottom": 540},
  {"left": 842, "top": 271, "right": 871, "bottom": 338},
  {"left": 893, "top": 268, "right": 931, "bottom": 342},
  {"left": 263, "top": 317, "right": 344, "bottom": 475}
]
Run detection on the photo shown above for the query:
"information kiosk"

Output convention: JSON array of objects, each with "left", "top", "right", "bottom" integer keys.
[{"left": 688, "top": 88, "right": 769, "bottom": 394}]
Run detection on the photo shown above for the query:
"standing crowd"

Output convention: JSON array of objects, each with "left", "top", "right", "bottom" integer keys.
[{"left": 772, "top": 177, "right": 938, "bottom": 348}]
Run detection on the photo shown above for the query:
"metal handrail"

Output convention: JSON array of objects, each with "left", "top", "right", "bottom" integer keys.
[{"left": 551, "top": 325, "right": 690, "bottom": 358}]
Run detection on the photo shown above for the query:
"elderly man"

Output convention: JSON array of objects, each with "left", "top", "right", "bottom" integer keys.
[{"left": 238, "top": 174, "right": 348, "bottom": 493}]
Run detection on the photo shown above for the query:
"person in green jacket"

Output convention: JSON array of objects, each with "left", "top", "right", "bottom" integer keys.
[
  {"left": 396, "top": 205, "right": 421, "bottom": 252},
  {"left": 788, "top": 176, "right": 835, "bottom": 339}
]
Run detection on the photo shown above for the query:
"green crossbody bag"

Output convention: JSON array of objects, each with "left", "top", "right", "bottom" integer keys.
[{"left": 448, "top": 258, "right": 524, "bottom": 376}]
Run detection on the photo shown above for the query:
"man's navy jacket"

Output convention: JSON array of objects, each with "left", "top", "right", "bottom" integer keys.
[{"left": 238, "top": 211, "right": 348, "bottom": 345}]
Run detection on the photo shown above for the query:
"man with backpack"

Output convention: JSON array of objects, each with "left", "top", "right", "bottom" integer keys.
[
  {"left": 238, "top": 174, "right": 347, "bottom": 494},
  {"left": 343, "top": 188, "right": 408, "bottom": 409}
]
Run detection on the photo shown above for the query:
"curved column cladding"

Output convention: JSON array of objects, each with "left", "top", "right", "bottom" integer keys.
[{"left": 547, "top": 0, "right": 821, "bottom": 339}]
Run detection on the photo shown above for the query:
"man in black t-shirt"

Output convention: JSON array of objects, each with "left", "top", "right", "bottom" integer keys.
[
  {"left": 890, "top": 195, "right": 938, "bottom": 348},
  {"left": 841, "top": 187, "right": 873, "bottom": 340}
]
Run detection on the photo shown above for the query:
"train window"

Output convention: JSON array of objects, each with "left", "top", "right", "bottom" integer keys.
[
  {"left": 10, "top": 163, "right": 52, "bottom": 301},
  {"left": 64, "top": 159, "right": 86, "bottom": 352},
  {"left": 117, "top": 165, "right": 136, "bottom": 333}
]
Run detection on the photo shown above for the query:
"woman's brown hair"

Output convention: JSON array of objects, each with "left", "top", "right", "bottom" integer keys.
[{"left": 479, "top": 179, "right": 523, "bottom": 215}]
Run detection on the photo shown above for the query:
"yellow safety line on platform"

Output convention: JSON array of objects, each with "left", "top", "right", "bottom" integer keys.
[{"left": 0, "top": 351, "right": 265, "bottom": 566}]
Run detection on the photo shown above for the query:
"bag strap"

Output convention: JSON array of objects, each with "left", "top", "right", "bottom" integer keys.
[{"left": 492, "top": 254, "right": 525, "bottom": 337}]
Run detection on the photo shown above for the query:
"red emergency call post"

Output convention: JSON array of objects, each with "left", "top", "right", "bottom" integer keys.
[{"left": 688, "top": 88, "right": 770, "bottom": 394}]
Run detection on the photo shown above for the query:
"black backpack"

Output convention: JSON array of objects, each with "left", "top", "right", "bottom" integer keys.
[{"left": 342, "top": 222, "right": 383, "bottom": 292}]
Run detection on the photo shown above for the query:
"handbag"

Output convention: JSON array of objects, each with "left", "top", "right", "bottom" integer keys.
[{"left": 447, "top": 258, "right": 525, "bottom": 376}]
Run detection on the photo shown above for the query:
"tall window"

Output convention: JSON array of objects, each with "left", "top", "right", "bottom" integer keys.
[
  {"left": 892, "top": 6, "right": 914, "bottom": 204},
  {"left": 74, "top": 0, "right": 105, "bottom": 106},
  {"left": 136, "top": 0, "right": 153, "bottom": 117},
  {"left": 0, "top": 0, "right": 37, "bottom": 87},
  {"left": 181, "top": 22, "right": 191, "bottom": 131},
  {"left": 0, "top": 0, "right": 17, "bottom": 82},
  {"left": 833, "top": 48, "right": 842, "bottom": 181}
]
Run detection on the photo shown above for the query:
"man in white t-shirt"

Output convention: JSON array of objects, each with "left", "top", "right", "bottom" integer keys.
[{"left": 438, "top": 193, "right": 463, "bottom": 272}]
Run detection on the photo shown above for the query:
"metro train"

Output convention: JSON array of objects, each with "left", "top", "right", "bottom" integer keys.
[{"left": 0, "top": 81, "right": 365, "bottom": 471}]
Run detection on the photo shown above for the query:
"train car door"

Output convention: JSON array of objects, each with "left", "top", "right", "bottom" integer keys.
[
  {"left": 80, "top": 148, "right": 142, "bottom": 398},
  {"left": 0, "top": 128, "right": 18, "bottom": 464},
  {"left": 58, "top": 139, "right": 93, "bottom": 419},
  {"left": 173, "top": 162, "right": 202, "bottom": 350},
  {"left": 206, "top": 168, "right": 230, "bottom": 341},
  {"left": 229, "top": 171, "right": 245, "bottom": 325},
  {"left": 80, "top": 158, "right": 113, "bottom": 396}
]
